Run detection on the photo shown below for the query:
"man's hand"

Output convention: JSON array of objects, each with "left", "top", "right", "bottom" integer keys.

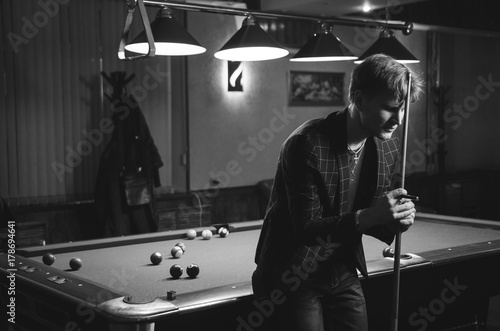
[{"left": 357, "top": 188, "right": 416, "bottom": 233}]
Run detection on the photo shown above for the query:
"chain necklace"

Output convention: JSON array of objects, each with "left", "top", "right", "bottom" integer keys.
[{"left": 347, "top": 141, "right": 366, "bottom": 181}]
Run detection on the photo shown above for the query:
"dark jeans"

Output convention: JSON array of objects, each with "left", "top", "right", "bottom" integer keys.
[{"left": 274, "top": 262, "right": 368, "bottom": 331}]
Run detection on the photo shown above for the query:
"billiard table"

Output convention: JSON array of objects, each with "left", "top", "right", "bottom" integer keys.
[{"left": 1, "top": 212, "right": 500, "bottom": 331}]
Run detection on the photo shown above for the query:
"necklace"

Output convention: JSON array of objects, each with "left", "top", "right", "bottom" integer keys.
[{"left": 347, "top": 141, "right": 366, "bottom": 181}]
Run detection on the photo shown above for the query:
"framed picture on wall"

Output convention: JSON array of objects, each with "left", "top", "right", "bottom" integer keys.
[{"left": 289, "top": 71, "right": 345, "bottom": 107}]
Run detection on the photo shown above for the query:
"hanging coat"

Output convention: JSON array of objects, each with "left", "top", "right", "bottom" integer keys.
[{"left": 94, "top": 94, "right": 163, "bottom": 237}]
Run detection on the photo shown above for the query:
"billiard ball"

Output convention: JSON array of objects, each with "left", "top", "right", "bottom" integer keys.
[
  {"left": 171, "top": 246, "right": 183, "bottom": 258},
  {"left": 175, "top": 242, "right": 186, "bottom": 252},
  {"left": 186, "top": 264, "right": 200, "bottom": 278},
  {"left": 383, "top": 247, "right": 395, "bottom": 258},
  {"left": 219, "top": 227, "right": 229, "bottom": 238},
  {"left": 69, "top": 257, "right": 82, "bottom": 270},
  {"left": 186, "top": 229, "right": 197, "bottom": 240},
  {"left": 150, "top": 252, "right": 162, "bottom": 265},
  {"left": 170, "top": 264, "right": 183, "bottom": 279},
  {"left": 42, "top": 253, "right": 56, "bottom": 265},
  {"left": 202, "top": 229, "right": 212, "bottom": 240}
]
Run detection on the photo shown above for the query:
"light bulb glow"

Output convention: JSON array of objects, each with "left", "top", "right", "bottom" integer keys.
[
  {"left": 215, "top": 46, "right": 289, "bottom": 61},
  {"left": 125, "top": 42, "right": 206, "bottom": 56},
  {"left": 362, "top": 3, "right": 372, "bottom": 12},
  {"left": 291, "top": 55, "right": 358, "bottom": 62},
  {"left": 354, "top": 58, "right": 420, "bottom": 64}
]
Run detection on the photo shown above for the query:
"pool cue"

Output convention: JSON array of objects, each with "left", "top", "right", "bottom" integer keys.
[{"left": 390, "top": 71, "right": 412, "bottom": 331}]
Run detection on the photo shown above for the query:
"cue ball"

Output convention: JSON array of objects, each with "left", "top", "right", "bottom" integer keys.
[
  {"left": 202, "top": 229, "right": 212, "bottom": 240},
  {"left": 219, "top": 227, "right": 229, "bottom": 238},
  {"left": 69, "top": 257, "right": 82, "bottom": 270},
  {"left": 170, "top": 264, "right": 183, "bottom": 279},
  {"left": 150, "top": 252, "right": 162, "bottom": 265},
  {"left": 171, "top": 246, "right": 183, "bottom": 258},
  {"left": 42, "top": 253, "right": 56, "bottom": 265},
  {"left": 383, "top": 247, "right": 395, "bottom": 258},
  {"left": 175, "top": 242, "right": 187, "bottom": 252},
  {"left": 186, "top": 264, "right": 200, "bottom": 278},
  {"left": 186, "top": 229, "right": 197, "bottom": 240}
]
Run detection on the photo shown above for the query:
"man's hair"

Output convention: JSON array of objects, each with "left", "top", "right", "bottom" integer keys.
[{"left": 348, "top": 54, "right": 424, "bottom": 104}]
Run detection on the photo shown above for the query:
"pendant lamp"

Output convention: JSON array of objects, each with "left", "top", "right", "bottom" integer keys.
[
  {"left": 214, "top": 15, "right": 289, "bottom": 61},
  {"left": 125, "top": 7, "right": 206, "bottom": 56},
  {"left": 354, "top": 28, "right": 419, "bottom": 64},
  {"left": 291, "top": 23, "right": 357, "bottom": 62}
]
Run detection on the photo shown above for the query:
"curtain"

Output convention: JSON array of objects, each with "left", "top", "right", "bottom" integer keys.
[{"left": 0, "top": 0, "right": 173, "bottom": 205}]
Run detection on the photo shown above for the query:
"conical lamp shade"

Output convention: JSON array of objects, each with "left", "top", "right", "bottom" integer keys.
[
  {"left": 125, "top": 8, "right": 206, "bottom": 56},
  {"left": 354, "top": 29, "right": 419, "bottom": 64},
  {"left": 291, "top": 25, "right": 357, "bottom": 62},
  {"left": 214, "top": 16, "right": 289, "bottom": 61}
]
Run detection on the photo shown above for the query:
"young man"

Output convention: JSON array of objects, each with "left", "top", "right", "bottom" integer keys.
[{"left": 252, "top": 54, "right": 424, "bottom": 330}]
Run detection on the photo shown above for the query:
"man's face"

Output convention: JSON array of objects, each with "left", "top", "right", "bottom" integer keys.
[{"left": 359, "top": 93, "right": 405, "bottom": 140}]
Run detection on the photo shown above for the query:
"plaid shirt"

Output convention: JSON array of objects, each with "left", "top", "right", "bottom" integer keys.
[{"left": 252, "top": 109, "right": 400, "bottom": 297}]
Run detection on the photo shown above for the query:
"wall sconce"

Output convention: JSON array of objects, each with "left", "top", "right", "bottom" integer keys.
[
  {"left": 354, "top": 27, "right": 419, "bottom": 64},
  {"left": 290, "top": 23, "right": 357, "bottom": 62},
  {"left": 214, "top": 15, "right": 289, "bottom": 62},
  {"left": 125, "top": 7, "right": 206, "bottom": 56},
  {"left": 228, "top": 61, "right": 243, "bottom": 91}
]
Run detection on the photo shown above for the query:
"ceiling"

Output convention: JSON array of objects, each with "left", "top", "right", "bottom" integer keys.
[
  {"left": 257, "top": 0, "right": 425, "bottom": 17},
  {"left": 190, "top": 0, "right": 500, "bottom": 33},
  {"left": 186, "top": 0, "right": 422, "bottom": 17},
  {"left": 256, "top": 0, "right": 500, "bottom": 33}
]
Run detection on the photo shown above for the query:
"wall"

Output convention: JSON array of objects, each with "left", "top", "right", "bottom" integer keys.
[
  {"left": 439, "top": 32, "right": 500, "bottom": 173},
  {"left": 0, "top": 1, "right": 430, "bottom": 201},
  {"left": 186, "top": 11, "right": 429, "bottom": 191},
  {"left": 0, "top": 0, "right": 178, "bottom": 203}
]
